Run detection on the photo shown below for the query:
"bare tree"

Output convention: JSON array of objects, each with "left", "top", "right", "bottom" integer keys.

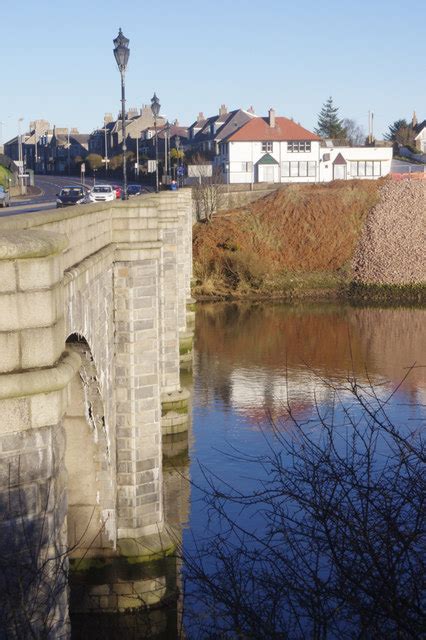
[
  {"left": 182, "top": 371, "right": 425, "bottom": 639},
  {"left": 342, "top": 118, "right": 366, "bottom": 146},
  {"left": 191, "top": 159, "right": 225, "bottom": 223}
]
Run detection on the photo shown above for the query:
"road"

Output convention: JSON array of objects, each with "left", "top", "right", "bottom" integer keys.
[
  {"left": 391, "top": 159, "right": 426, "bottom": 174},
  {"left": 1, "top": 175, "right": 116, "bottom": 217}
]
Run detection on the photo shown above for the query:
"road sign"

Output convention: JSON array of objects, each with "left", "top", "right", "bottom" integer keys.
[
  {"left": 148, "top": 160, "right": 157, "bottom": 173},
  {"left": 177, "top": 166, "right": 184, "bottom": 176},
  {"left": 81, "top": 163, "right": 86, "bottom": 173}
]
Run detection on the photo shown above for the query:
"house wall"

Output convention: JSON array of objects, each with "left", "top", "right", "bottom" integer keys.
[
  {"left": 221, "top": 141, "right": 392, "bottom": 184},
  {"left": 225, "top": 141, "right": 321, "bottom": 184},
  {"left": 319, "top": 147, "right": 393, "bottom": 182},
  {"left": 415, "top": 128, "right": 426, "bottom": 153}
]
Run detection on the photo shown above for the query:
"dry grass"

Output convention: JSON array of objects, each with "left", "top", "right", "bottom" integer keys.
[{"left": 193, "top": 180, "right": 381, "bottom": 298}]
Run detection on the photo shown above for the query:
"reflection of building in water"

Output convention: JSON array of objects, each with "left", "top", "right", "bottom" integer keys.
[{"left": 194, "top": 303, "right": 426, "bottom": 422}]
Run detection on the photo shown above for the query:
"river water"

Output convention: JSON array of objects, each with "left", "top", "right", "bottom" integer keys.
[
  {"left": 182, "top": 301, "right": 425, "bottom": 637},
  {"left": 72, "top": 301, "right": 425, "bottom": 638}
]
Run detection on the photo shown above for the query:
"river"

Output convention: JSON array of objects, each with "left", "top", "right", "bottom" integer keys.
[{"left": 72, "top": 301, "right": 425, "bottom": 638}]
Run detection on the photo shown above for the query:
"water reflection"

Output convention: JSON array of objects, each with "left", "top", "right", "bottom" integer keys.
[
  {"left": 184, "top": 301, "right": 425, "bottom": 638},
  {"left": 194, "top": 302, "right": 426, "bottom": 425}
]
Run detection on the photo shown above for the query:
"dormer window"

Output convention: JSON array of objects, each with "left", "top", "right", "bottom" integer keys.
[{"left": 262, "top": 141, "right": 273, "bottom": 152}]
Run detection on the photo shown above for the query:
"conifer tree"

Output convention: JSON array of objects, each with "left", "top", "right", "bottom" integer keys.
[{"left": 315, "top": 96, "right": 346, "bottom": 139}]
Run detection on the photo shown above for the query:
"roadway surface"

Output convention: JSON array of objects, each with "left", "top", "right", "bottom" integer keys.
[{"left": 1, "top": 175, "right": 114, "bottom": 217}]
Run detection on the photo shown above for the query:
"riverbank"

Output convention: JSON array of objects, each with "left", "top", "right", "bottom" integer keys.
[{"left": 192, "top": 179, "right": 425, "bottom": 303}]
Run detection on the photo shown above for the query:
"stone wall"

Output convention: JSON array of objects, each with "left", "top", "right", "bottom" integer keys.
[{"left": 0, "top": 191, "right": 193, "bottom": 635}]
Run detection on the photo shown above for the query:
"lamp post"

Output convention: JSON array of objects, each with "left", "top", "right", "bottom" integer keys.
[
  {"left": 175, "top": 134, "right": 181, "bottom": 185},
  {"left": 104, "top": 115, "right": 109, "bottom": 176},
  {"left": 164, "top": 120, "right": 171, "bottom": 184},
  {"left": 18, "top": 117, "right": 24, "bottom": 194},
  {"left": 113, "top": 28, "right": 130, "bottom": 199},
  {"left": 151, "top": 92, "right": 160, "bottom": 193}
]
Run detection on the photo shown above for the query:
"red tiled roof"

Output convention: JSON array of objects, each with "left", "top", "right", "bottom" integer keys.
[{"left": 227, "top": 117, "right": 320, "bottom": 142}]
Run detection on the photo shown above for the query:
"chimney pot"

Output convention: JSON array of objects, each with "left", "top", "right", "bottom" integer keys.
[{"left": 268, "top": 108, "right": 276, "bottom": 128}]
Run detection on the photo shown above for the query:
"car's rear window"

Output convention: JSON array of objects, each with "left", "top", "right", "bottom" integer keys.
[
  {"left": 60, "top": 188, "right": 82, "bottom": 196},
  {"left": 93, "top": 186, "right": 111, "bottom": 193}
]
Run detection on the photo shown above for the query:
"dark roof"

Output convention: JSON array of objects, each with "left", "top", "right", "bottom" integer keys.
[
  {"left": 414, "top": 120, "right": 426, "bottom": 134},
  {"left": 256, "top": 153, "right": 278, "bottom": 165},
  {"left": 333, "top": 153, "right": 347, "bottom": 165},
  {"left": 191, "top": 109, "right": 255, "bottom": 144}
]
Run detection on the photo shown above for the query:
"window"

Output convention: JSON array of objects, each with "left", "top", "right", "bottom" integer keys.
[
  {"left": 299, "top": 161, "right": 308, "bottom": 177},
  {"left": 373, "top": 161, "right": 381, "bottom": 176},
  {"left": 281, "top": 161, "right": 316, "bottom": 178},
  {"left": 350, "top": 160, "right": 382, "bottom": 177},
  {"left": 241, "top": 162, "right": 253, "bottom": 172},
  {"left": 281, "top": 161, "right": 290, "bottom": 177},
  {"left": 288, "top": 141, "right": 312, "bottom": 152},
  {"left": 262, "top": 141, "right": 273, "bottom": 152}
]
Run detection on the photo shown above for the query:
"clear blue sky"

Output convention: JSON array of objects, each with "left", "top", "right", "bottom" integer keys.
[{"left": 2, "top": 0, "right": 425, "bottom": 144}]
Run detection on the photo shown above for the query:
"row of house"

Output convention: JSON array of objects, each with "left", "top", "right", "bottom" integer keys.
[{"left": 5, "top": 105, "right": 424, "bottom": 184}]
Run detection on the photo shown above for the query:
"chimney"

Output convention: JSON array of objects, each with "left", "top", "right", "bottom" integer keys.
[
  {"left": 219, "top": 104, "right": 228, "bottom": 117},
  {"left": 104, "top": 113, "right": 113, "bottom": 124},
  {"left": 197, "top": 111, "right": 204, "bottom": 122},
  {"left": 247, "top": 105, "right": 255, "bottom": 114},
  {"left": 268, "top": 108, "right": 276, "bottom": 128},
  {"left": 412, "top": 110, "right": 418, "bottom": 128}
]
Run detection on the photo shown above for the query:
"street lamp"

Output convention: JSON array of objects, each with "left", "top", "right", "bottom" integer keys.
[
  {"left": 18, "top": 117, "right": 24, "bottom": 194},
  {"left": 151, "top": 92, "right": 160, "bottom": 193},
  {"left": 175, "top": 135, "right": 181, "bottom": 185},
  {"left": 113, "top": 28, "right": 130, "bottom": 199}
]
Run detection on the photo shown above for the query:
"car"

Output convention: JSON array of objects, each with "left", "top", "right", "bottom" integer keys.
[
  {"left": 56, "top": 186, "right": 87, "bottom": 208},
  {"left": 112, "top": 185, "right": 122, "bottom": 199},
  {"left": 127, "top": 184, "right": 142, "bottom": 197},
  {"left": 0, "top": 186, "right": 10, "bottom": 208},
  {"left": 88, "top": 185, "right": 116, "bottom": 203}
]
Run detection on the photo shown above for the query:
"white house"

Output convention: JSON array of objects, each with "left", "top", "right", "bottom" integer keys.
[
  {"left": 217, "top": 109, "right": 392, "bottom": 184},
  {"left": 414, "top": 121, "right": 426, "bottom": 153}
]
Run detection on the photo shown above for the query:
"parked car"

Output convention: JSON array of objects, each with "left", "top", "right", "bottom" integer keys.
[
  {"left": 88, "top": 185, "right": 116, "bottom": 203},
  {"left": 56, "top": 186, "right": 87, "bottom": 208},
  {"left": 112, "top": 184, "right": 122, "bottom": 199},
  {"left": 0, "top": 186, "right": 10, "bottom": 208},
  {"left": 127, "top": 184, "right": 142, "bottom": 197}
]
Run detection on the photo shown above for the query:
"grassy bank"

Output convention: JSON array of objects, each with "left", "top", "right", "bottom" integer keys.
[
  {"left": 193, "top": 179, "right": 426, "bottom": 303},
  {"left": 193, "top": 180, "right": 381, "bottom": 300},
  {"left": 0, "top": 166, "right": 12, "bottom": 190}
]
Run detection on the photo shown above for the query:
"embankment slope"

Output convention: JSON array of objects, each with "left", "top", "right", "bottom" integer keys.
[{"left": 192, "top": 179, "right": 425, "bottom": 300}]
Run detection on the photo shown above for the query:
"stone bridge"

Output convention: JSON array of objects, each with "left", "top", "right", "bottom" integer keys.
[{"left": 0, "top": 191, "right": 193, "bottom": 638}]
